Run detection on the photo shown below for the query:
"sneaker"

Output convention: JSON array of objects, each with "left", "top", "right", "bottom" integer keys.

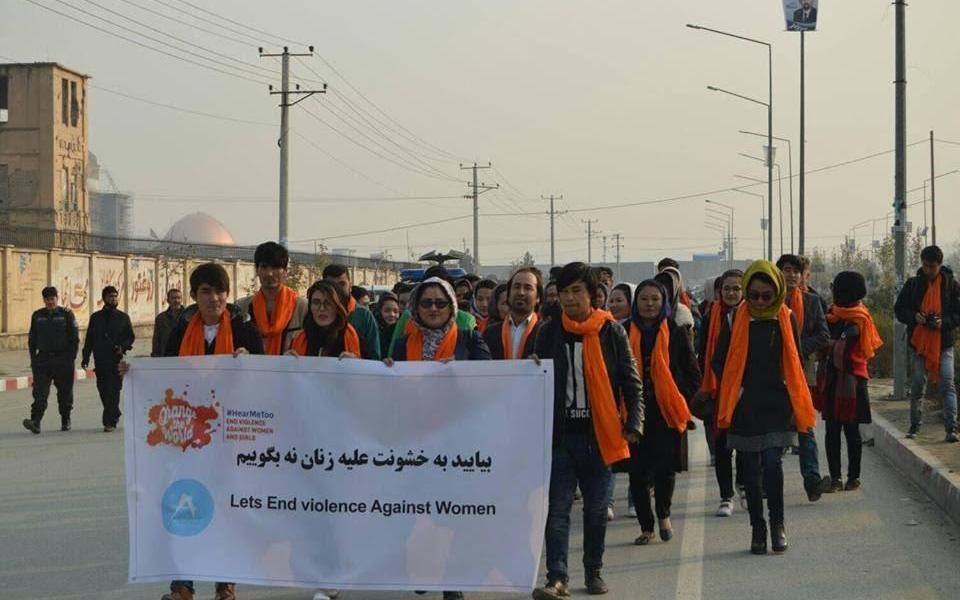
[
  {"left": 716, "top": 499, "right": 734, "bottom": 517},
  {"left": 585, "top": 573, "right": 608, "bottom": 595},
  {"left": 60, "top": 417, "right": 71, "bottom": 432},
  {"left": 906, "top": 424, "right": 919, "bottom": 439},
  {"left": 22, "top": 419, "right": 40, "bottom": 434},
  {"left": 946, "top": 431, "right": 959, "bottom": 443},
  {"left": 804, "top": 479, "right": 822, "bottom": 503},
  {"left": 606, "top": 506, "right": 614, "bottom": 521},
  {"left": 826, "top": 478, "right": 843, "bottom": 493},
  {"left": 532, "top": 579, "right": 570, "bottom": 600},
  {"left": 626, "top": 505, "right": 637, "bottom": 518},
  {"left": 844, "top": 478, "right": 862, "bottom": 491}
]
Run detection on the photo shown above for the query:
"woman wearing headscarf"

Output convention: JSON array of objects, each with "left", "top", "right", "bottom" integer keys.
[
  {"left": 712, "top": 260, "right": 816, "bottom": 555},
  {"left": 655, "top": 267, "right": 696, "bottom": 346},
  {"left": 607, "top": 283, "right": 636, "bottom": 324},
  {"left": 593, "top": 281, "right": 611, "bottom": 310},
  {"left": 389, "top": 277, "right": 491, "bottom": 362},
  {"left": 627, "top": 279, "right": 701, "bottom": 545},
  {"left": 374, "top": 291, "right": 401, "bottom": 359},
  {"left": 492, "top": 283, "right": 509, "bottom": 324},
  {"left": 818, "top": 271, "right": 882, "bottom": 492},
  {"left": 287, "top": 280, "right": 370, "bottom": 358}
]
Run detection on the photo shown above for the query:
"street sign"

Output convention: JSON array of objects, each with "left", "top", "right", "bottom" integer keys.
[{"left": 783, "top": 0, "right": 819, "bottom": 32}]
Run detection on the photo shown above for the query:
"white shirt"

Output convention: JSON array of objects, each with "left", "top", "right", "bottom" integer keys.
[
  {"left": 508, "top": 313, "right": 535, "bottom": 358},
  {"left": 203, "top": 323, "right": 220, "bottom": 346}
]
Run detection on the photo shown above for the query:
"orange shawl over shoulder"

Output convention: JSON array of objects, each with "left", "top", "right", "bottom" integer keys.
[
  {"left": 629, "top": 320, "right": 691, "bottom": 432},
  {"left": 826, "top": 303, "right": 883, "bottom": 361},
  {"left": 179, "top": 310, "right": 233, "bottom": 356},
  {"left": 501, "top": 313, "right": 539, "bottom": 359},
  {"left": 406, "top": 325, "right": 458, "bottom": 361},
  {"left": 716, "top": 303, "right": 815, "bottom": 432},
  {"left": 251, "top": 286, "right": 298, "bottom": 355},
  {"left": 561, "top": 309, "right": 630, "bottom": 465},
  {"left": 290, "top": 323, "right": 361, "bottom": 357},
  {"left": 911, "top": 274, "right": 942, "bottom": 383},
  {"left": 786, "top": 287, "right": 805, "bottom": 334},
  {"left": 700, "top": 301, "right": 725, "bottom": 394}
]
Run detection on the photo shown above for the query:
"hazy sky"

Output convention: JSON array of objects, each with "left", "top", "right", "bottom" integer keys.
[{"left": 4, "top": 0, "right": 960, "bottom": 266}]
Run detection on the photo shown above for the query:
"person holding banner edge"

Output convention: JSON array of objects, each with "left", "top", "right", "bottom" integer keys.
[{"left": 531, "top": 262, "right": 643, "bottom": 598}]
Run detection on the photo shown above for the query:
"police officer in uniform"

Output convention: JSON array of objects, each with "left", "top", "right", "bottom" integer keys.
[
  {"left": 82, "top": 286, "right": 135, "bottom": 432},
  {"left": 23, "top": 286, "right": 80, "bottom": 434}
]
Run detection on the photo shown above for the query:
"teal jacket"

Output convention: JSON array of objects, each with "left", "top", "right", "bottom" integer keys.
[{"left": 349, "top": 305, "right": 382, "bottom": 360}]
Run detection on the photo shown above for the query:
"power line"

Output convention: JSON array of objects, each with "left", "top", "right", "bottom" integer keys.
[
  {"left": 90, "top": 84, "right": 275, "bottom": 126},
  {"left": 138, "top": 194, "right": 464, "bottom": 204},
  {"left": 170, "top": 0, "right": 305, "bottom": 46},
  {"left": 289, "top": 214, "right": 472, "bottom": 243}
]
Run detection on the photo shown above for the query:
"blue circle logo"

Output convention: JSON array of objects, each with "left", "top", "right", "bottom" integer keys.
[{"left": 161, "top": 479, "right": 214, "bottom": 537}]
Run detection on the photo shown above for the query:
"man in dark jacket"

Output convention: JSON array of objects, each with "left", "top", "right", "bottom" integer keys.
[
  {"left": 777, "top": 254, "right": 833, "bottom": 499},
  {"left": 152, "top": 288, "right": 184, "bottom": 357},
  {"left": 23, "top": 286, "right": 79, "bottom": 434},
  {"left": 532, "top": 262, "right": 643, "bottom": 599},
  {"left": 323, "top": 263, "right": 381, "bottom": 360},
  {"left": 483, "top": 267, "right": 542, "bottom": 359},
  {"left": 82, "top": 286, "right": 135, "bottom": 432},
  {"left": 894, "top": 245, "right": 960, "bottom": 441}
]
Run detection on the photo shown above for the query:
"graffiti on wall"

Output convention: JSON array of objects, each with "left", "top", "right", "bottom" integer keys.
[
  {"left": 94, "top": 259, "right": 126, "bottom": 310},
  {"left": 55, "top": 254, "right": 90, "bottom": 323},
  {"left": 128, "top": 259, "right": 156, "bottom": 323}
]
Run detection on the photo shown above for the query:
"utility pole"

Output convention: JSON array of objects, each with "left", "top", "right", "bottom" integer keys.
[
  {"left": 612, "top": 233, "right": 623, "bottom": 281},
  {"left": 260, "top": 46, "right": 326, "bottom": 247},
  {"left": 799, "top": 30, "right": 806, "bottom": 255},
  {"left": 893, "top": 0, "right": 908, "bottom": 398},
  {"left": 460, "top": 162, "right": 497, "bottom": 273},
  {"left": 542, "top": 194, "right": 566, "bottom": 269},
  {"left": 582, "top": 219, "right": 600, "bottom": 263},
  {"left": 930, "top": 130, "right": 937, "bottom": 246},
  {"left": 602, "top": 235, "right": 608, "bottom": 263}
]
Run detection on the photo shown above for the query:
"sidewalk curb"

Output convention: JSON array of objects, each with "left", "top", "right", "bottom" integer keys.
[
  {"left": 868, "top": 412, "right": 960, "bottom": 525},
  {"left": 0, "top": 368, "right": 96, "bottom": 393}
]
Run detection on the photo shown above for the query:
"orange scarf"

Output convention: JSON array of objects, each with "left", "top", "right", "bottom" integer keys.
[
  {"left": 346, "top": 295, "right": 357, "bottom": 315},
  {"left": 477, "top": 317, "right": 488, "bottom": 334},
  {"left": 251, "top": 286, "right": 298, "bottom": 355},
  {"left": 290, "top": 323, "right": 361, "bottom": 357},
  {"left": 406, "top": 325, "right": 459, "bottom": 361},
  {"left": 911, "top": 274, "right": 942, "bottom": 382},
  {"left": 716, "top": 303, "right": 815, "bottom": 432},
  {"left": 561, "top": 309, "right": 630, "bottom": 465},
  {"left": 787, "top": 287, "right": 805, "bottom": 334},
  {"left": 680, "top": 291, "right": 692, "bottom": 308},
  {"left": 826, "top": 304, "right": 883, "bottom": 361},
  {"left": 700, "top": 301, "right": 725, "bottom": 394},
  {"left": 629, "top": 320, "right": 692, "bottom": 432},
  {"left": 501, "top": 313, "right": 539, "bottom": 359},
  {"left": 178, "top": 310, "right": 233, "bottom": 356}
]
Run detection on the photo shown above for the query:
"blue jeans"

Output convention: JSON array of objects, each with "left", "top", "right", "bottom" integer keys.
[
  {"left": 910, "top": 348, "right": 959, "bottom": 432},
  {"left": 798, "top": 429, "right": 822, "bottom": 487},
  {"left": 545, "top": 431, "right": 611, "bottom": 583}
]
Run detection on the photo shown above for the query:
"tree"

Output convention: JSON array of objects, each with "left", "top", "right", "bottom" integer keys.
[{"left": 511, "top": 251, "right": 536, "bottom": 269}]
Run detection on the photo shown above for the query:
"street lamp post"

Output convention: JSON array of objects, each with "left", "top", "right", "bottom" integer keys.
[
  {"left": 740, "top": 152, "right": 786, "bottom": 257},
  {"left": 731, "top": 183, "right": 767, "bottom": 260},
  {"left": 740, "top": 130, "right": 794, "bottom": 252},
  {"left": 923, "top": 169, "right": 959, "bottom": 246},
  {"left": 704, "top": 221, "right": 728, "bottom": 264},
  {"left": 706, "top": 199, "right": 736, "bottom": 268},
  {"left": 706, "top": 209, "right": 733, "bottom": 268},
  {"left": 688, "top": 24, "right": 773, "bottom": 264}
]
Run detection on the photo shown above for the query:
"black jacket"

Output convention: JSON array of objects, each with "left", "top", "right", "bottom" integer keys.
[
  {"left": 797, "top": 290, "right": 831, "bottom": 358},
  {"left": 483, "top": 317, "right": 542, "bottom": 359},
  {"left": 152, "top": 307, "right": 183, "bottom": 357},
  {"left": 163, "top": 304, "right": 265, "bottom": 356},
  {"left": 28, "top": 307, "right": 79, "bottom": 362},
  {"left": 894, "top": 266, "right": 960, "bottom": 350},
  {"left": 534, "top": 316, "right": 644, "bottom": 443},
  {"left": 82, "top": 307, "right": 135, "bottom": 369},
  {"left": 630, "top": 318, "right": 701, "bottom": 404},
  {"left": 392, "top": 328, "right": 491, "bottom": 361}
]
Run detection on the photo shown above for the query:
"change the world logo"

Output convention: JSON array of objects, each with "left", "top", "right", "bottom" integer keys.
[
  {"left": 161, "top": 479, "right": 214, "bottom": 537},
  {"left": 147, "top": 388, "right": 220, "bottom": 451}
]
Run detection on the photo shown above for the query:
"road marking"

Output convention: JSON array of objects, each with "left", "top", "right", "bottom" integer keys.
[{"left": 676, "top": 433, "right": 708, "bottom": 600}]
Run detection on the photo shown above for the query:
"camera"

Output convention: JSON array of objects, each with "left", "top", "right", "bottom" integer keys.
[{"left": 925, "top": 312, "right": 940, "bottom": 328}]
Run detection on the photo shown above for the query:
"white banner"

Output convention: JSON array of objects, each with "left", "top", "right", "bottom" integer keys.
[{"left": 124, "top": 355, "right": 554, "bottom": 592}]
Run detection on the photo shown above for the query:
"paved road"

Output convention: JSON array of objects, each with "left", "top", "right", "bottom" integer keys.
[{"left": 1, "top": 383, "right": 958, "bottom": 600}]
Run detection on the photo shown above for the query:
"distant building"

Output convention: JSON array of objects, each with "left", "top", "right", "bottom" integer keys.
[
  {"left": 0, "top": 63, "right": 91, "bottom": 249},
  {"left": 87, "top": 152, "right": 133, "bottom": 253}
]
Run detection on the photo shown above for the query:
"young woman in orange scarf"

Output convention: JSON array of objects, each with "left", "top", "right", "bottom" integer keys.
[
  {"left": 712, "top": 260, "right": 815, "bottom": 555},
  {"left": 819, "top": 271, "right": 883, "bottom": 492},
  {"left": 627, "top": 279, "right": 701, "bottom": 545},
  {"left": 287, "top": 280, "right": 368, "bottom": 359}
]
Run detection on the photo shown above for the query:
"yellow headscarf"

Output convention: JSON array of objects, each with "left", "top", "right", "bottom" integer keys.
[{"left": 742, "top": 260, "right": 787, "bottom": 320}]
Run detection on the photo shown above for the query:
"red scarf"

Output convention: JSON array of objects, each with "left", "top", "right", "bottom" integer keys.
[
  {"left": 179, "top": 310, "right": 233, "bottom": 356},
  {"left": 561, "top": 309, "right": 630, "bottom": 465},
  {"left": 290, "top": 323, "right": 361, "bottom": 357},
  {"left": 501, "top": 313, "right": 539, "bottom": 359},
  {"left": 251, "top": 286, "right": 298, "bottom": 355},
  {"left": 629, "top": 320, "right": 691, "bottom": 432}
]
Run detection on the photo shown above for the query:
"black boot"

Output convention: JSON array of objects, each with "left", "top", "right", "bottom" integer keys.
[
  {"left": 751, "top": 521, "right": 767, "bottom": 555},
  {"left": 61, "top": 417, "right": 71, "bottom": 431},
  {"left": 771, "top": 522, "right": 787, "bottom": 553},
  {"left": 22, "top": 418, "right": 40, "bottom": 434}
]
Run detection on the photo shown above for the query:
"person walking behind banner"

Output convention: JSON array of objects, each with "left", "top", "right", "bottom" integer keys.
[
  {"left": 375, "top": 291, "right": 401, "bottom": 359},
  {"left": 694, "top": 270, "right": 744, "bottom": 517},
  {"left": 152, "top": 288, "right": 184, "bottom": 357},
  {"left": 483, "top": 268, "right": 542, "bottom": 360},
  {"left": 542, "top": 280, "right": 560, "bottom": 319},
  {"left": 492, "top": 282, "right": 510, "bottom": 324},
  {"left": 596, "top": 266, "right": 614, "bottom": 290},
  {"left": 473, "top": 279, "right": 497, "bottom": 333},
  {"left": 777, "top": 254, "right": 833, "bottom": 500},
  {"left": 894, "top": 245, "right": 960, "bottom": 442},
  {"left": 531, "top": 262, "right": 643, "bottom": 598},
  {"left": 125, "top": 263, "right": 264, "bottom": 600},
  {"left": 81, "top": 286, "right": 134, "bottom": 432},
  {"left": 235, "top": 242, "right": 308, "bottom": 356},
  {"left": 818, "top": 271, "right": 883, "bottom": 491},
  {"left": 713, "top": 260, "right": 816, "bottom": 555},
  {"left": 351, "top": 285, "right": 371, "bottom": 308},
  {"left": 323, "top": 264, "right": 382, "bottom": 360},
  {"left": 607, "top": 283, "right": 635, "bottom": 324},
  {"left": 288, "top": 280, "right": 368, "bottom": 358},
  {"left": 23, "top": 286, "right": 79, "bottom": 434},
  {"left": 388, "top": 266, "right": 478, "bottom": 357},
  {"left": 627, "top": 279, "right": 700, "bottom": 545}
]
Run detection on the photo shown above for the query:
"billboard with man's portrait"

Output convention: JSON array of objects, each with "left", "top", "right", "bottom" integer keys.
[{"left": 784, "top": 0, "right": 818, "bottom": 31}]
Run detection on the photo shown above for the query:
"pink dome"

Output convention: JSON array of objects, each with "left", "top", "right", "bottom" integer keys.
[{"left": 164, "top": 212, "right": 236, "bottom": 246}]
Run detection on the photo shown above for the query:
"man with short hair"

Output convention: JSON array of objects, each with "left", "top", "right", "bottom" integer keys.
[
  {"left": 657, "top": 257, "right": 680, "bottom": 272},
  {"left": 392, "top": 281, "right": 413, "bottom": 312},
  {"left": 776, "top": 254, "right": 833, "bottom": 498},
  {"left": 82, "top": 286, "right": 135, "bottom": 432},
  {"left": 595, "top": 267, "right": 614, "bottom": 290},
  {"left": 473, "top": 279, "right": 498, "bottom": 332},
  {"left": 351, "top": 285, "right": 371, "bottom": 308},
  {"left": 532, "top": 262, "right": 643, "bottom": 598},
  {"left": 483, "top": 268, "right": 542, "bottom": 359},
  {"left": 895, "top": 245, "right": 960, "bottom": 442},
  {"left": 23, "top": 286, "right": 79, "bottom": 434},
  {"left": 235, "top": 242, "right": 308, "bottom": 355},
  {"left": 322, "top": 264, "right": 381, "bottom": 360},
  {"left": 152, "top": 288, "right": 184, "bottom": 357}
]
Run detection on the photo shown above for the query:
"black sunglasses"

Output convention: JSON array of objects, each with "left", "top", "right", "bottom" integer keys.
[{"left": 419, "top": 299, "right": 451, "bottom": 309}]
